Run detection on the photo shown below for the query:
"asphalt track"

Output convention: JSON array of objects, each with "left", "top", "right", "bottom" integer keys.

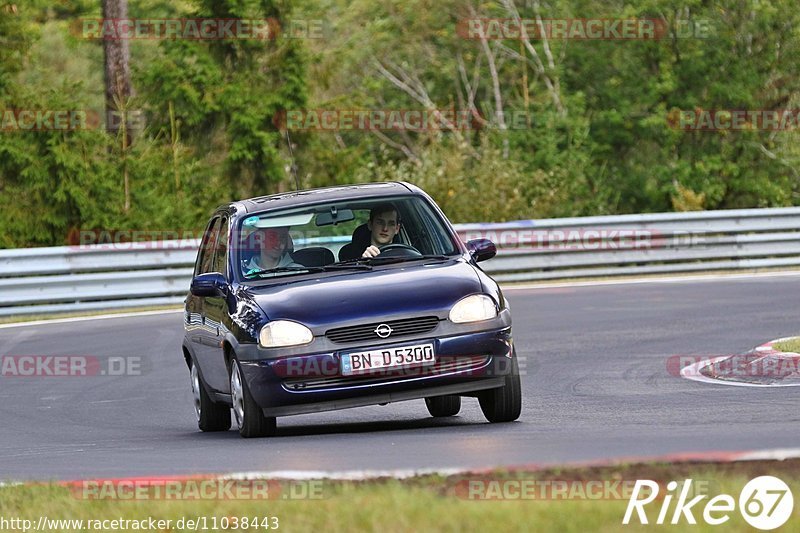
[{"left": 1, "top": 274, "right": 798, "bottom": 481}]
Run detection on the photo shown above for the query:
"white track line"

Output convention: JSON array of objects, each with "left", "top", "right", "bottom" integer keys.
[
  {"left": 680, "top": 356, "right": 800, "bottom": 388},
  {"left": 5, "top": 449, "right": 800, "bottom": 486},
  {"left": 212, "top": 449, "right": 800, "bottom": 481},
  {"left": 504, "top": 270, "right": 800, "bottom": 291},
  {"left": 222, "top": 467, "right": 468, "bottom": 481},
  {"left": 738, "top": 448, "right": 800, "bottom": 461},
  {"left": 0, "top": 309, "right": 182, "bottom": 329}
]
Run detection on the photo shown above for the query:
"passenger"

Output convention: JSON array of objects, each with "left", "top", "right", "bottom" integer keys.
[{"left": 243, "top": 226, "right": 300, "bottom": 275}]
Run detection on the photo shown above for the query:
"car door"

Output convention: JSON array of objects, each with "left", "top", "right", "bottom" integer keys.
[
  {"left": 187, "top": 216, "right": 226, "bottom": 391},
  {"left": 201, "top": 215, "right": 232, "bottom": 392},
  {"left": 186, "top": 215, "right": 219, "bottom": 347}
]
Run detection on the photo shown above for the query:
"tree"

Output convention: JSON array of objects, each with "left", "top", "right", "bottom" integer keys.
[
  {"left": 101, "top": 0, "right": 135, "bottom": 212},
  {"left": 139, "top": 0, "right": 308, "bottom": 198}
]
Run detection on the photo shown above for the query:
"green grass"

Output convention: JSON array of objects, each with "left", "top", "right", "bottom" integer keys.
[
  {"left": 773, "top": 336, "right": 800, "bottom": 354},
  {"left": 2, "top": 460, "right": 799, "bottom": 532}
]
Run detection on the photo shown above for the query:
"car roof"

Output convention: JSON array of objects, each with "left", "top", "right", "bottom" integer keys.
[{"left": 224, "top": 182, "right": 421, "bottom": 215}]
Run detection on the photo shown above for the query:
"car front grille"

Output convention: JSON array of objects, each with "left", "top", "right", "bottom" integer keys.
[{"left": 325, "top": 316, "right": 440, "bottom": 344}]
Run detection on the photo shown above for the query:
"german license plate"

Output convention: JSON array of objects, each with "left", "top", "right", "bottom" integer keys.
[{"left": 340, "top": 343, "right": 435, "bottom": 376}]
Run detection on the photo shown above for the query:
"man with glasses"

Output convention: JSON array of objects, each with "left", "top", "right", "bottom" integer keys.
[{"left": 361, "top": 203, "right": 401, "bottom": 258}]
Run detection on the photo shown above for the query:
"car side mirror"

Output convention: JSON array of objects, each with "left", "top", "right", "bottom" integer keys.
[
  {"left": 466, "top": 239, "right": 496, "bottom": 263},
  {"left": 190, "top": 272, "right": 228, "bottom": 297}
]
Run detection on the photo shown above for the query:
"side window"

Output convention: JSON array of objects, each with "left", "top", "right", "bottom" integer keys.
[
  {"left": 195, "top": 217, "right": 220, "bottom": 276},
  {"left": 212, "top": 217, "right": 229, "bottom": 276},
  {"left": 407, "top": 200, "right": 455, "bottom": 255},
  {"left": 399, "top": 203, "right": 427, "bottom": 253}
]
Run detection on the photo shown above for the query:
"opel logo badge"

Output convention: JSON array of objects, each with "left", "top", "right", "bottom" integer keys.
[{"left": 375, "top": 324, "right": 393, "bottom": 338}]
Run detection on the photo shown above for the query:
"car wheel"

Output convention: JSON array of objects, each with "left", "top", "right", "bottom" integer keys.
[
  {"left": 479, "top": 352, "right": 522, "bottom": 423},
  {"left": 190, "top": 361, "right": 231, "bottom": 432},
  {"left": 425, "top": 395, "right": 461, "bottom": 417},
  {"left": 230, "top": 358, "right": 277, "bottom": 438}
]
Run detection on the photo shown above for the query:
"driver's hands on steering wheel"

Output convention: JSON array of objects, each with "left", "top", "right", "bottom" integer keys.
[{"left": 361, "top": 245, "right": 381, "bottom": 258}]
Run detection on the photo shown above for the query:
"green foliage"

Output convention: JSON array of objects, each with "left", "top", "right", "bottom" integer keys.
[
  {"left": 2, "top": 0, "right": 800, "bottom": 248},
  {"left": 139, "top": 0, "right": 308, "bottom": 197},
  {"left": 0, "top": 4, "right": 38, "bottom": 93},
  {"left": 295, "top": 0, "right": 800, "bottom": 220},
  {"left": 0, "top": 0, "right": 308, "bottom": 247},
  {"left": 354, "top": 139, "right": 533, "bottom": 223}
]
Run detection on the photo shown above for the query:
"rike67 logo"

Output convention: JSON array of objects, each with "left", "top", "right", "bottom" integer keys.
[{"left": 623, "top": 476, "right": 794, "bottom": 530}]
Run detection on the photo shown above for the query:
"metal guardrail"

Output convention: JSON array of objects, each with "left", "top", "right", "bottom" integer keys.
[
  {"left": 456, "top": 207, "right": 800, "bottom": 282},
  {"left": 1, "top": 207, "right": 799, "bottom": 317}
]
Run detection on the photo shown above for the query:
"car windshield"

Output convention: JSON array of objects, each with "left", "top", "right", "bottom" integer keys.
[{"left": 236, "top": 195, "right": 460, "bottom": 279}]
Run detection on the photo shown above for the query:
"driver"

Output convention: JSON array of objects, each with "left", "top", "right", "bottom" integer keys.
[
  {"left": 243, "top": 226, "right": 300, "bottom": 275},
  {"left": 361, "top": 203, "right": 401, "bottom": 258}
]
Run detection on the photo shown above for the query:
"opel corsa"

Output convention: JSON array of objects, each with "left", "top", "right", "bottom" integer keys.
[{"left": 183, "top": 182, "right": 521, "bottom": 437}]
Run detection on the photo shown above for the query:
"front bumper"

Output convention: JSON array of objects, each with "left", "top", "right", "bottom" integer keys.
[{"left": 238, "top": 326, "right": 514, "bottom": 417}]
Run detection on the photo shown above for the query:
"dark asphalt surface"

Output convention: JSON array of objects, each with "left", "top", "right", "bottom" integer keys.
[{"left": 1, "top": 274, "right": 798, "bottom": 481}]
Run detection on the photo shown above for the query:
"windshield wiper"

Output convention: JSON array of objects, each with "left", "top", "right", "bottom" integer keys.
[
  {"left": 333, "top": 254, "right": 452, "bottom": 267},
  {"left": 244, "top": 266, "right": 325, "bottom": 278},
  {"left": 245, "top": 264, "right": 372, "bottom": 278},
  {"left": 369, "top": 254, "right": 453, "bottom": 264},
  {"left": 321, "top": 264, "right": 372, "bottom": 271},
  {"left": 333, "top": 257, "right": 373, "bottom": 265}
]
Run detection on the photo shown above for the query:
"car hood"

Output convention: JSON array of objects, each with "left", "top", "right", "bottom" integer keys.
[{"left": 244, "top": 259, "right": 483, "bottom": 331}]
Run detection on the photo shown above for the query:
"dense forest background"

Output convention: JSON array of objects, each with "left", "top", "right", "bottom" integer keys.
[{"left": 1, "top": 0, "right": 799, "bottom": 248}]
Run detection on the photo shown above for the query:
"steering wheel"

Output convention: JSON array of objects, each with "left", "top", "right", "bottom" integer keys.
[{"left": 377, "top": 243, "right": 422, "bottom": 258}]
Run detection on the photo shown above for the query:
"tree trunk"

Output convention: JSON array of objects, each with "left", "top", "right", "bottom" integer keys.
[
  {"left": 102, "top": 0, "right": 134, "bottom": 138},
  {"left": 101, "top": 0, "right": 134, "bottom": 212}
]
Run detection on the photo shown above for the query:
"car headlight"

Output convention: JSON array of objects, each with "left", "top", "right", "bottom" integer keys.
[
  {"left": 259, "top": 320, "right": 313, "bottom": 348},
  {"left": 449, "top": 294, "right": 498, "bottom": 324}
]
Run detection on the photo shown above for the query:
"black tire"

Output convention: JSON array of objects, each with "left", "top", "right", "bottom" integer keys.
[
  {"left": 190, "top": 360, "right": 231, "bottom": 432},
  {"left": 425, "top": 395, "right": 461, "bottom": 417},
  {"left": 479, "top": 353, "right": 522, "bottom": 423},
  {"left": 230, "top": 358, "right": 277, "bottom": 438}
]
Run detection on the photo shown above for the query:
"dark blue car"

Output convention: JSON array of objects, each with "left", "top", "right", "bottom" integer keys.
[{"left": 183, "top": 182, "right": 521, "bottom": 437}]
